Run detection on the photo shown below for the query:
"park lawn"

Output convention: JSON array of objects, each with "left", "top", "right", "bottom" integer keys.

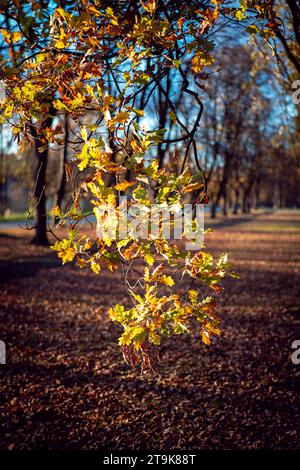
[
  {"left": 0, "top": 213, "right": 34, "bottom": 223},
  {"left": 0, "top": 210, "right": 299, "bottom": 449}
]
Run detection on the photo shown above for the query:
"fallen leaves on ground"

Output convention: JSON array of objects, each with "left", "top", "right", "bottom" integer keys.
[{"left": 0, "top": 211, "right": 299, "bottom": 450}]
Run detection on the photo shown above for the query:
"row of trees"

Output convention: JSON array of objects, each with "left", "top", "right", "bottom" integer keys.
[
  {"left": 200, "top": 43, "right": 300, "bottom": 217},
  {"left": 1, "top": 43, "right": 299, "bottom": 223}
]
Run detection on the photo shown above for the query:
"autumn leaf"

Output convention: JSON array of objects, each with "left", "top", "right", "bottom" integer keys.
[
  {"left": 1, "top": 29, "right": 22, "bottom": 43},
  {"left": 150, "top": 263, "right": 165, "bottom": 279},
  {"left": 144, "top": 253, "right": 155, "bottom": 266},
  {"left": 178, "top": 17, "right": 185, "bottom": 31},
  {"left": 91, "top": 260, "right": 101, "bottom": 274},
  {"left": 113, "top": 111, "right": 129, "bottom": 125},
  {"left": 140, "top": 0, "right": 156, "bottom": 15},
  {"left": 114, "top": 180, "right": 137, "bottom": 191},
  {"left": 192, "top": 51, "right": 214, "bottom": 73},
  {"left": 169, "top": 110, "right": 177, "bottom": 124},
  {"left": 201, "top": 328, "right": 211, "bottom": 345},
  {"left": 158, "top": 275, "right": 175, "bottom": 287},
  {"left": 54, "top": 29, "right": 68, "bottom": 49},
  {"left": 59, "top": 247, "right": 75, "bottom": 264},
  {"left": 184, "top": 182, "right": 204, "bottom": 192}
]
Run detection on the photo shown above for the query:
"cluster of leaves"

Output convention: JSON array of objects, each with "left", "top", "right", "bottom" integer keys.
[
  {"left": 109, "top": 252, "right": 235, "bottom": 371},
  {"left": 0, "top": 0, "right": 277, "bottom": 369},
  {"left": 0, "top": 1, "right": 278, "bottom": 130},
  {"left": 51, "top": 148, "right": 237, "bottom": 371}
]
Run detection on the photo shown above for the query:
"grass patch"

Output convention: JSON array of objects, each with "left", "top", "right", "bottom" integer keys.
[{"left": 0, "top": 212, "right": 33, "bottom": 223}]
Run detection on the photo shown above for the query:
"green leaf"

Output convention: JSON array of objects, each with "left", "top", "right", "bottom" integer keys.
[
  {"left": 174, "top": 323, "right": 188, "bottom": 334},
  {"left": 149, "top": 331, "right": 161, "bottom": 345},
  {"left": 132, "top": 186, "right": 148, "bottom": 203}
]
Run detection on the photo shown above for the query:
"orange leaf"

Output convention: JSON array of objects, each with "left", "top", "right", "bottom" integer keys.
[
  {"left": 114, "top": 180, "right": 137, "bottom": 191},
  {"left": 178, "top": 17, "right": 185, "bottom": 31},
  {"left": 140, "top": 0, "right": 156, "bottom": 14},
  {"left": 201, "top": 328, "right": 211, "bottom": 345}
]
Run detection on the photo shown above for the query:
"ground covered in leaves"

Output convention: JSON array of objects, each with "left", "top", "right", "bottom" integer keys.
[{"left": 0, "top": 210, "right": 299, "bottom": 450}]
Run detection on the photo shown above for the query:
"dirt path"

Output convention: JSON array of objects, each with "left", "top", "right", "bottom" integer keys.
[{"left": 0, "top": 211, "right": 299, "bottom": 449}]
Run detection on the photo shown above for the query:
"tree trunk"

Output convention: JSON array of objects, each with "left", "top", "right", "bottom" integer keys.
[
  {"left": 0, "top": 143, "right": 8, "bottom": 216},
  {"left": 255, "top": 181, "right": 260, "bottom": 210},
  {"left": 233, "top": 188, "right": 239, "bottom": 214},
  {"left": 215, "top": 150, "right": 231, "bottom": 218},
  {"left": 210, "top": 201, "right": 217, "bottom": 219},
  {"left": 242, "top": 187, "right": 252, "bottom": 213},
  {"left": 54, "top": 116, "right": 69, "bottom": 224},
  {"left": 30, "top": 118, "right": 52, "bottom": 245},
  {"left": 212, "top": 174, "right": 228, "bottom": 219},
  {"left": 222, "top": 194, "right": 228, "bottom": 216},
  {"left": 279, "top": 181, "right": 286, "bottom": 208},
  {"left": 211, "top": 179, "right": 224, "bottom": 219}
]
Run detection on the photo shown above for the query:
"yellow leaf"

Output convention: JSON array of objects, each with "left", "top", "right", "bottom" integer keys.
[
  {"left": 201, "top": 329, "right": 211, "bottom": 345},
  {"left": 207, "top": 324, "right": 221, "bottom": 336},
  {"left": 77, "top": 142, "right": 89, "bottom": 171},
  {"left": 192, "top": 51, "right": 214, "bottom": 74},
  {"left": 188, "top": 289, "right": 198, "bottom": 304},
  {"left": 54, "top": 37, "right": 66, "bottom": 48},
  {"left": 149, "top": 331, "right": 161, "bottom": 345},
  {"left": 4, "top": 101, "right": 14, "bottom": 118},
  {"left": 106, "top": 7, "right": 119, "bottom": 25},
  {"left": 84, "top": 240, "right": 93, "bottom": 250},
  {"left": 54, "top": 28, "right": 68, "bottom": 49},
  {"left": 55, "top": 8, "right": 68, "bottom": 21},
  {"left": 1, "top": 29, "right": 22, "bottom": 43},
  {"left": 105, "top": 259, "right": 118, "bottom": 272},
  {"left": 159, "top": 275, "right": 175, "bottom": 287},
  {"left": 59, "top": 247, "right": 75, "bottom": 264},
  {"left": 53, "top": 205, "right": 61, "bottom": 217},
  {"left": 91, "top": 260, "right": 101, "bottom": 274},
  {"left": 87, "top": 5, "right": 101, "bottom": 16},
  {"left": 53, "top": 99, "right": 70, "bottom": 111},
  {"left": 133, "top": 108, "right": 144, "bottom": 117},
  {"left": 81, "top": 127, "right": 88, "bottom": 141},
  {"left": 145, "top": 253, "right": 155, "bottom": 266}
]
